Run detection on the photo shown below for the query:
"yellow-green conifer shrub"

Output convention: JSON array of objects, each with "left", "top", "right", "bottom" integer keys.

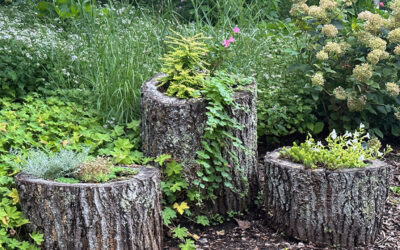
[
  {"left": 290, "top": 0, "right": 400, "bottom": 138},
  {"left": 158, "top": 30, "right": 210, "bottom": 99}
]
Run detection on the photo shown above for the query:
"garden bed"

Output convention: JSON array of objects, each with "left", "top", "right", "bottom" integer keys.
[{"left": 164, "top": 149, "right": 400, "bottom": 249}]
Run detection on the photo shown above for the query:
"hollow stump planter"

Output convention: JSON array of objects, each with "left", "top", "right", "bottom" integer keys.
[
  {"left": 141, "top": 74, "right": 258, "bottom": 215},
  {"left": 263, "top": 149, "right": 391, "bottom": 248},
  {"left": 15, "top": 167, "right": 162, "bottom": 250}
]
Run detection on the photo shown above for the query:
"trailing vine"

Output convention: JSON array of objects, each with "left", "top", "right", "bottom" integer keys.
[
  {"left": 156, "top": 29, "right": 253, "bottom": 249},
  {"left": 194, "top": 72, "right": 252, "bottom": 202}
]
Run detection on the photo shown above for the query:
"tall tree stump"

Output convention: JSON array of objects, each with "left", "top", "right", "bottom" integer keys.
[
  {"left": 141, "top": 74, "right": 258, "bottom": 215},
  {"left": 15, "top": 167, "right": 162, "bottom": 250},
  {"left": 264, "top": 149, "right": 391, "bottom": 248}
]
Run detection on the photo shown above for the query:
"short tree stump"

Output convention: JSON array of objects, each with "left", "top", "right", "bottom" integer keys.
[
  {"left": 15, "top": 167, "right": 162, "bottom": 250},
  {"left": 264, "top": 149, "right": 391, "bottom": 248},
  {"left": 141, "top": 74, "right": 258, "bottom": 214}
]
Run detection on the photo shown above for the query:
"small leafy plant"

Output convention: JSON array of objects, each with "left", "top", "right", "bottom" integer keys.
[
  {"left": 15, "top": 149, "right": 138, "bottom": 183},
  {"left": 155, "top": 154, "right": 200, "bottom": 250},
  {"left": 14, "top": 148, "right": 90, "bottom": 180},
  {"left": 158, "top": 30, "right": 210, "bottom": 99},
  {"left": 280, "top": 124, "right": 392, "bottom": 169}
]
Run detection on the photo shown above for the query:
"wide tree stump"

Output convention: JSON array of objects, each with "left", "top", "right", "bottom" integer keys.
[
  {"left": 15, "top": 167, "right": 162, "bottom": 250},
  {"left": 141, "top": 74, "right": 258, "bottom": 215},
  {"left": 264, "top": 149, "right": 391, "bottom": 248}
]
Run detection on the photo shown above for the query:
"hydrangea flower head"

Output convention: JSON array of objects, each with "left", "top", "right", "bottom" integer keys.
[{"left": 386, "top": 82, "right": 400, "bottom": 96}]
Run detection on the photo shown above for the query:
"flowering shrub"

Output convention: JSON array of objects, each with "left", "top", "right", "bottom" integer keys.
[
  {"left": 280, "top": 124, "right": 392, "bottom": 169},
  {"left": 0, "top": 4, "right": 81, "bottom": 99},
  {"left": 291, "top": 0, "right": 400, "bottom": 138}
]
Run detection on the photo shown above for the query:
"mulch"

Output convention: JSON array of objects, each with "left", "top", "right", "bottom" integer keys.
[{"left": 164, "top": 149, "right": 400, "bottom": 249}]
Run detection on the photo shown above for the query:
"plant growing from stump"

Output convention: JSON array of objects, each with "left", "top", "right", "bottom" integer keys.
[
  {"left": 14, "top": 149, "right": 138, "bottom": 183},
  {"left": 158, "top": 29, "right": 252, "bottom": 209},
  {"left": 280, "top": 124, "right": 392, "bottom": 169},
  {"left": 157, "top": 30, "right": 253, "bottom": 250},
  {"left": 158, "top": 30, "right": 210, "bottom": 99}
]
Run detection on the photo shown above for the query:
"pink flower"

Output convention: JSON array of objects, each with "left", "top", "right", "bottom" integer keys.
[
  {"left": 233, "top": 27, "right": 240, "bottom": 33},
  {"left": 222, "top": 39, "right": 230, "bottom": 48},
  {"left": 222, "top": 37, "right": 235, "bottom": 48},
  {"left": 380, "top": 2, "right": 384, "bottom": 7},
  {"left": 227, "top": 164, "right": 231, "bottom": 168}
]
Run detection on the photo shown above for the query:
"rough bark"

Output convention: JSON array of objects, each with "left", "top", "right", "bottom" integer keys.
[
  {"left": 141, "top": 74, "right": 258, "bottom": 215},
  {"left": 264, "top": 149, "right": 392, "bottom": 248},
  {"left": 15, "top": 167, "right": 162, "bottom": 250}
]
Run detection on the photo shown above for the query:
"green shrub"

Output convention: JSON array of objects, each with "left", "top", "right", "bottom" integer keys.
[
  {"left": 290, "top": 0, "right": 400, "bottom": 138},
  {"left": 280, "top": 124, "right": 392, "bottom": 169},
  {"left": 158, "top": 30, "right": 209, "bottom": 99}
]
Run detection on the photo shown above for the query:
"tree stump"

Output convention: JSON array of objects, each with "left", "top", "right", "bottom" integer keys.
[
  {"left": 264, "top": 149, "right": 391, "bottom": 248},
  {"left": 141, "top": 74, "right": 258, "bottom": 215},
  {"left": 15, "top": 167, "right": 162, "bottom": 250}
]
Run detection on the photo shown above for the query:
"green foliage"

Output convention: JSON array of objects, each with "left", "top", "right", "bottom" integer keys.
[
  {"left": 250, "top": 21, "right": 320, "bottom": 144},
  {"left": 0, "top": 36, "right": 49, "bottom": 99},
  {"left": 179, "top": 239, "right": 196, "bottom": 250},
  {"left": 290, "top": 0, "right": 400, "bottom": 138},
  {"left": 37, "top": 0, "right": 95, "bottom": 20},
  {"left": 172, "top": 225, "right": 188, "bottom": 241},
  {"left": 14, "top": 148, "right": 89, "bottom": 179},
  {"left": 156, "top": 155, "right": 197, "bottom": 249},
  {"left": 29, "top": 232, "right": 44, "bottom": 246},
  {"left": 280, "top": 124, "right": 392, "bottom": 169},
  {"left": 0, "top": 94, "right": 142, "bottom": 248},
  {"left": 195, "top": 72, "right": 250, "bottom": 201},
  {"left": 390, "top": 186, "right": 400, "bottom": 194},
  {"left": 159, "top": 30, "right": 210, "bottom": 99},
  {"left": 56, "top": 177, "right": 80, "bottom": 183},
  {"left": 134, "top": 0, "right": 289, "bottom": 24},
  {"left": 0, "top": 172, "right": 40, "bottom": 249},
  {"left": 162, "top": 207, "right": 177, "bottom": 226},
  {"left": 195, "top": 215, "right": 209, "bottom": 226}
]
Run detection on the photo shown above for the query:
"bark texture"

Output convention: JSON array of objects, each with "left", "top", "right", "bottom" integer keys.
[
  {"left": 15, "top": 167, "right": 162, "bottom": 250},
  {"left": 141, "top": 74, "right": 258, "bottom": 215},
  {"left": 264, "top": 149, "right": 391, "bottom": 248}
]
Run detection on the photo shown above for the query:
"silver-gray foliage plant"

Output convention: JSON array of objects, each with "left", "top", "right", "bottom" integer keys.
[{"left": 14, "top": 148, "right": 90, "bottom": 179}]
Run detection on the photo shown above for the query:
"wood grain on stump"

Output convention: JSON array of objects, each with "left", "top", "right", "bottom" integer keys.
[
  {"left": 141, "top": 74, "right": 258, "bottom": 215},
  {"left": 15, "top": 167, "right": 162, "bottom": 250},
  {"left": 264, "top": 149, "right": 391, "bottom": 248}
]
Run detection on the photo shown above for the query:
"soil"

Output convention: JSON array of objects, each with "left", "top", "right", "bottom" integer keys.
[{"left": 164, "top": 147, "right": 400, "bottom": 249}]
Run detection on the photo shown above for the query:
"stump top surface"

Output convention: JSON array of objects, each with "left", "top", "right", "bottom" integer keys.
[
  {"left": 265, "top": 148, "right": 388, "bottom": 173},
  {"left": 141, "top": 74, "right": 256, "bottom": 106},
  {"left": 15, "top": 166, "right": 159, "bottom": 188}
]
